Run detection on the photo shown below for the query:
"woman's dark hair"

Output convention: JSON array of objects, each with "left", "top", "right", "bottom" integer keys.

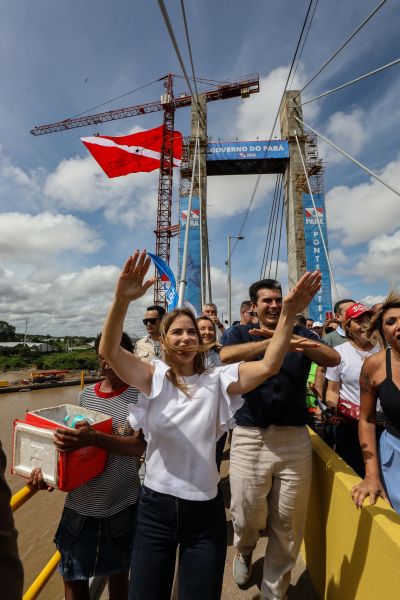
[{"left": 95, "top": 332, "right": 134, "bottom": 355}]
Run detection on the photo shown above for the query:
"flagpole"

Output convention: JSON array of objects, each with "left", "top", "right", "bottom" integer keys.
[{"left": 178, "top": 123, "right": 200, "bottom": 308}]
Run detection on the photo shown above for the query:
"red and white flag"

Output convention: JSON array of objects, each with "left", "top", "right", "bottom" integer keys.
[{"left": 81, "top": 125, "right": 183, "bottom": 178}]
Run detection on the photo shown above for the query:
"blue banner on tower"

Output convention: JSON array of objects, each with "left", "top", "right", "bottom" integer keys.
[
  {"left": 207, "top": 140, "right": 289, "bottom": 161},
  {"left": 302, "top": 193, "right": 332, "bottom": 322},
  {"left": 178, "top": 196, "right": 201, "bottom": 314}
]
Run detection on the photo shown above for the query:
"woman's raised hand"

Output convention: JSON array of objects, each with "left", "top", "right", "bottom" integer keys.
[
  {"left": 283, "top": 271, "right": 322, "bottom": 315},
  {"left": 115, "top": 250, "right": 157, "bottom": 302}
]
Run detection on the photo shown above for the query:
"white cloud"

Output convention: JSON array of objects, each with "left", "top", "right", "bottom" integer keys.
[
  {"left": 207, "top": 174, "right": 275, "bottom": 218},
  {"left": 0, "top": 211, "right": 103, "bottom": 263},
  {"left": 356, "top": 230, "right": 400, "bottom": 283},
  {"left": 319, "top": 108, "right": 368, "bottom": 164},
  {"left": 326, "top": 157, "right": 400, "bottom": 245},
  {"left": 361, "top": 294, "right": 387, "bottom": 307}
]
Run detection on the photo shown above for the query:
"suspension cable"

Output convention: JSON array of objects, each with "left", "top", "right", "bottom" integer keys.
[
  {"left": 267, "top": 175, "right": 284, "bottom": 278},
  {"left": 300, "top": 57, "right": 400, "bottom": 106},
  {"left": 262, "top": 174, "right": 282, "bottom": 279},
  {"left": 156, "top": 0, "right": 202, "bottom": 117},
  {"left": 230, "top": 0, "right": 315, "bottom": 260},
  {"left": 295, "top": 116, "right": 400, "bottom": 198},
  {"left": 294, "top": 0, "right": 389, "bottom": 99},
  {"left": 288, "top": 0, "right": 319, "bottom": 89},
  {"left": 260, "top": 175, "right": 280, "bottom": 278},
  {"left": 179, "top": 0, "right": 200, "bottom": 99},
  {"left": 274, "top": 187, "right": 285, "bottom": 281},
  {"left": 294, "top": 131, "right": 339, "bottom": 303}
]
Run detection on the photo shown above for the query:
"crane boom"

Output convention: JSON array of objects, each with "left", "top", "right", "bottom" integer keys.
[{"left": 30, "top": 74, "right": 259, "bottom": 135}]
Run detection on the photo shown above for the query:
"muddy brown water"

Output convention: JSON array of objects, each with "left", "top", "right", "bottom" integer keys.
[{"left": 1, "top": 379, "right": 80, "bottom": 599}]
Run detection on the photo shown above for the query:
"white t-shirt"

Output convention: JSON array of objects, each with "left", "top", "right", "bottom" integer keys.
[
  {"left": 326, "top": 341, "right": 379, "bottom": 405},
  {"left": 128, "top": 358, "right": 243, "bottom": 501}
]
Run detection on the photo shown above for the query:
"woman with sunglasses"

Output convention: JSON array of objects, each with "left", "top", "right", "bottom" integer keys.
[{"left": 99, "top": 250, "right": 321, "bottom": 600}]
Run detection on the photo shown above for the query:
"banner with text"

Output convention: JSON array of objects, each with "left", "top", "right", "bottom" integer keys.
[
  {"left": 302, "top": 193, "right": 332, "bottom": 322},
  {"left": 207, "top": 140, "right": 289, "bottom": 161},
  {"left": 178, "top": 196, "right": 201, "bottom": 314}
]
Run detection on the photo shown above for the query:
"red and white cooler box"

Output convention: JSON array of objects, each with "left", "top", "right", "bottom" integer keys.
[{"left": 12, "top": 404, "right": 112, "bottom": 491}]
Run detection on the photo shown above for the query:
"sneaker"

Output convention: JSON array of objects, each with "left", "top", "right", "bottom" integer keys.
[{"left": 233, "top": 551, "right": 253, "bottom": 586}]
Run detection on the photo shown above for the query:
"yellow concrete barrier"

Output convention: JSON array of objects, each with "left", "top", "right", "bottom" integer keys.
[{"left": 303, "top": 429, "right": 400, "bottom": 600}]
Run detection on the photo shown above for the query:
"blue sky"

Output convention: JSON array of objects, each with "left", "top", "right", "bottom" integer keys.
[{"left": 1, "top": 0, "right": 399, "bottom": 336}]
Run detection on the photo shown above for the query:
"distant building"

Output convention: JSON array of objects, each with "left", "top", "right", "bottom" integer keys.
[{"left": 0, "top": 342, "right": 53, "bottom": 352}]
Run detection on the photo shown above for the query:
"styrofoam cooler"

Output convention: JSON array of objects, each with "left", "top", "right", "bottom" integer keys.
[{"left": 12, "top": 404, "right": 113, "bottom": 491}]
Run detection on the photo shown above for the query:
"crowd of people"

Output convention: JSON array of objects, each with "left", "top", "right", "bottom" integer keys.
[{"left": 1, "top": 249, "right": 400, "bottom": 600}]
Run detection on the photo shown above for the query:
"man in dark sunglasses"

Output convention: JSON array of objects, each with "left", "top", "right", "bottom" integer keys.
[{"left": 136, "top": 304, "right": 166, "bottom": 362}]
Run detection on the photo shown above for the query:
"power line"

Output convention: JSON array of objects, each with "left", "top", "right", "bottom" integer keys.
[
  {"left": 230, "top": 0, "right": 315, "bottom": 260},
  {"left": 295, "top": 116, "right": 400, "bottom": 198},
  {"left": 294, "top": 0, "right": 389, "bottom": 99},
  {"left": 300, "top": 57, "right": 400, "bottom": 106}
]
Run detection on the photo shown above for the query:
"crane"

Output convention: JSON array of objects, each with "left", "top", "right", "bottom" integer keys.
[{"left": 31, "top": 73, "right": 260, "bottom": 305}]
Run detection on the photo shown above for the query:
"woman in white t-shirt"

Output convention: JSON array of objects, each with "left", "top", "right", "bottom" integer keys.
[
  {"left": 326, "top": 302, "right": 378, "bottom": 475},
  {"left": 99, "top": 250, "right": 321, "bottom": 600}
]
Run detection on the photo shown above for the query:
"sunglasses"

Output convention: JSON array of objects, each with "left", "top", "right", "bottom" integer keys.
[{"left": 143, "top": 318, "right": 161, "bottom": 326}]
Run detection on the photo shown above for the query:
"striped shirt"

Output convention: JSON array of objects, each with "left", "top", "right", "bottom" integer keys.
[{"left": 65, "top": 382, "right": 140, "bottom": 517}]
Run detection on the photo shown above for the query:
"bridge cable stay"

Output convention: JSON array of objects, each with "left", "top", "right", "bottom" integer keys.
[
  {"left": 293, "top": 0, "right": 389, "bottom": 100},
  {"left": 198, "top": 134, "right": 205, "bottom": 309},
  {"left": 268, "top": 176, "right": 285, "bottom": 279},
  {"left": 295, "top": 116, "right": 400, "bottom": 198},
  {"left": 156, "top": 0, "right": 203, "bottom": 119},
  {"left": 288, "top": 0, "right": 320, "bottom": 89},
  {"left": 300, "top": 57, "right": 400, "bottom": 106},
  {"left": 179, "top": 0, "right": 200, "bottom": 100},
  {"left": 260, "top": 174, "right": 284, "bottom": 280},
  {"left": 260, "top": 175, "right": 280, "bottom": 279},
  {"left": 274, "top": 186, "right": 286, "bottom": 281},
  {"left": 178, "top": 124, "right": 200, "bottom": 308},
  {"left": 179, "top": 0, "right": 211, "bottom": 305},
  {"left": 229, "top": 0, "right": 315, "bottom": 262},
  {"left": 294, "top": 131, "right": 339, "bottom": 304}
]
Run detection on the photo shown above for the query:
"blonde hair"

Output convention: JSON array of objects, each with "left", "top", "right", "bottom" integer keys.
[
  {"left": 160, "top": 308, "right": 211, "bottom": 395},
  {"left": 367, "top": 291, "right": 400, "bottom": 349}
]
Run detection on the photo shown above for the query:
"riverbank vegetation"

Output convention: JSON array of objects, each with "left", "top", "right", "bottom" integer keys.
[{"left": 0, "top": 346, "right": 98, "bottom": 372}]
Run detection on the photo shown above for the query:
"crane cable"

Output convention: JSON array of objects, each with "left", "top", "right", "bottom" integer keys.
[
  {"left": 293, "top": 0, "right": 389, "bottom": 99},
  {"left": 293, "top": 130, "right": 339, "bottom": 303}
]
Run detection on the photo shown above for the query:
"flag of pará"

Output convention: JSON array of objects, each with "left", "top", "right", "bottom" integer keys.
[
  {"left": 147, "top": 252, "right": 179, "bottom": 312},
  {"left": 81, "top": 125, "right": 183, "bottom": 178}
]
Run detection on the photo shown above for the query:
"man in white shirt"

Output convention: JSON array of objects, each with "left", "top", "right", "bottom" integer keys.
[{"left": 135, "top": 305, "right": 165, "bottom": 362}]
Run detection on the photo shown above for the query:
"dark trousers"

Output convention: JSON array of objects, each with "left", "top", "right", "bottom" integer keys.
[{"left": 129, "top": 485, "right": 227, "bottom": 600}]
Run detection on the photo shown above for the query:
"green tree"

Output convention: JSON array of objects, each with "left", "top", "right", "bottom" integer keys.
[{"left": 0, "top": 321, "right": 16, "bottom": 342}]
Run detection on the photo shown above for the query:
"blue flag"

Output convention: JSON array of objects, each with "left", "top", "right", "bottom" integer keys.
[{"left": 147, "top": 252, "right": 179, "bottom": 312}]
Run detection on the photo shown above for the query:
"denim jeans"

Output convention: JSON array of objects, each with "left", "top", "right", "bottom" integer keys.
[{"left": 129, "top": 486, "right": 227, "bottom": 600}]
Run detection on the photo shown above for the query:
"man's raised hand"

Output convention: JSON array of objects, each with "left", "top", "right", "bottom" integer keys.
[
  {"left": 115, "top": 250, "right": 157, "bottom": 302},
  {"left": 283, "top": 271, "right": 321, "bottom": 315}
]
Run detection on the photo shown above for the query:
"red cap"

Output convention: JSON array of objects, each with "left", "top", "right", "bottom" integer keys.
[{"left": 344, "top": 303, "right": 373, "bottom": 321}]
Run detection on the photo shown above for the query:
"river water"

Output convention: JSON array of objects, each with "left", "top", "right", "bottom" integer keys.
[{"left": 1, "top": 380, "right": 81, "bottom": 599}]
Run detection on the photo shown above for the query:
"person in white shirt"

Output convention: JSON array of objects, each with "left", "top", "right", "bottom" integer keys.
[
  {"left": 326, "top": 303, "right": 378, "bottom": 475},
  {"left": 99, "top": 249, "right": 321, "bottom": 600}
]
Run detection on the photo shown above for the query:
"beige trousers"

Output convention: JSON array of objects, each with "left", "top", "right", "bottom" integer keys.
[{"left": 230, "top": 424, "right": 312, "bottom": 600}]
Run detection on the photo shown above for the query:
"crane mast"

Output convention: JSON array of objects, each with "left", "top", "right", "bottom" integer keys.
[{"left": 30, "top": 74, "right": 259, "bottom": 306}]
